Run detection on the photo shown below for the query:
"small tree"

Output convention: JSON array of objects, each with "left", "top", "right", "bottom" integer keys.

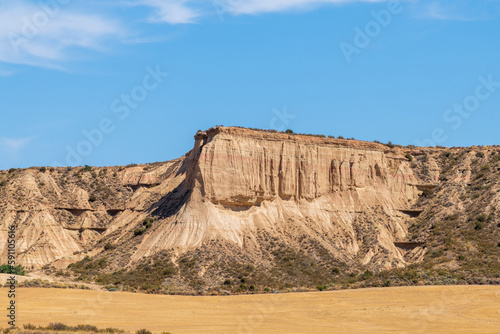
[{"left": 285, "top": 129, "right": 294, "bottom": 134}]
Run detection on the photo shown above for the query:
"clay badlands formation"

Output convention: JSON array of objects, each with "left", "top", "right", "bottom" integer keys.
[{"left": 0, "top": 127, "right": 498, "bottom": 293}]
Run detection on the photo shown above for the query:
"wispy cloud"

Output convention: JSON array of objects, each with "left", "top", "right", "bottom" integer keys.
[
  {"left": 135, "top": 0, "right": 201, "bottom": 24},
  {"left": 132, "top": 0, "right": 391, "bottom": 23},
  {"left": 137, "top": 0, "right": 500, "bottom": 23},
  {"left": 0, "top": 69, "right": 14, "bottom": 77},
  {"left": 0, "top": 1, "right": 126, "bottom": 69},
  {"left": 414, "top": 0, "right": 500, "bottom": 21},
  {"left": 0, "top": 136, "right": 34, "bottom": 161},
  {"left": 223, "top": 0, "right": 387, "bottom": 15},
  {"left": 2, "top": 0, "right": 497, "bottom": 72}
]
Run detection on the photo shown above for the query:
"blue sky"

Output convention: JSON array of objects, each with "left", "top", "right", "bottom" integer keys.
[{"left": 1, "top": 0, "right": 500, "bottom": 169}]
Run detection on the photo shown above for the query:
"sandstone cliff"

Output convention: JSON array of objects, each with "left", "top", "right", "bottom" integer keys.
[
  {"left": 133, "top": 127, "right": 422, "bottom": 271},
  {"left": 3, "top": 126, "right": 497, "bottom": 293}
]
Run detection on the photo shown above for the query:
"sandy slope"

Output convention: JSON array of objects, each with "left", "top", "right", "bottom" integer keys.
[{"left": 1, "top": 285, "right": 499, "bottom": 333}]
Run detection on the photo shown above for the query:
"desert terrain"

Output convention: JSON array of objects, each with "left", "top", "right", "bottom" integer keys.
[{"left": 2, "top": 285, "right": 499, "bottom": 333}]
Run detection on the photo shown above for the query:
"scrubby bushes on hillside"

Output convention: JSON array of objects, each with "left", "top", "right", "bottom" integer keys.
[{"left": 0, "top": 264, "right": 25, "bottom": 275}]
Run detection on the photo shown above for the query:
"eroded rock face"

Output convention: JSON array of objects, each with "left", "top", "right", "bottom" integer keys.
[
  {"left": 0, "top": 159, "right": 186, "bottom": 269},
  {"left": 0, "top": 127, "right": 425, "bottom": 272},
  {"left": 134, "top": 127, "right": 422, "bottom": 270},
  {"left": 193, "top": 128, "right": 418, "bottom": 204}
]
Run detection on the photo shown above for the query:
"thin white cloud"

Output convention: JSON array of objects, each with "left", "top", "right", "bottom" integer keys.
[
  {"left": 2, "top": 0, "right": 496, "bottom": 72},
  {"left": 225, "top": 0, "right": 387, "bottom": 15},
  {"left": 132, "top": 0, "right": 390, "bottom": 23},
  {"left": 0, "top": 136, "right": 34, "bottom": 158},
  {"left": 138, "top": 0, "right": 500, "bottom": 23},
  {"left": 0, "top": 69, "right": 14, "bottom": 77},
  {"left": 136, "top": 0, "right": 201, "bottom": 24},
  {"left": 414, "top": 0, "right": 500, "bottom": 21},
  {"left": 0, "top": 1, "right": 126, "bottom": 69}
]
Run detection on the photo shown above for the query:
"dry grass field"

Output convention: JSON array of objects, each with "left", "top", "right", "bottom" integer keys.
[{"left": 2, "top": 285, "right": 499, "bottom": 333}]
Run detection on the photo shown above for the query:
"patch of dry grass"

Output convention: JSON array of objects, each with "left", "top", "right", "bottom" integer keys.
[{"left": 1, "top": 286, "right": 499, "bottom": 333}]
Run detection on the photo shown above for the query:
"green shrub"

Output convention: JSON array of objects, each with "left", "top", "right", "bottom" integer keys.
[
  {"left": 476, "top": 151, "right": 485, "bottom": 158},
  {"left": 75, "top": 324, "right": 99, "bottom": 332},
  {"left": 94, "top": 252, "right": 177, "bottom": 292},
  {"left": 68, "top": 256, "right": 107, "bottom": 273},
  {"left": 477, "top": 214, "right": 488, "bottom": 222},
  {"left": 362, "top": 270, "right": 374, "bottom": 279},
  {"left": 421, "top": 189, "right": 434, "bottom": 198},
  {"left": 316, "top": 284, "right": 327, "bottom": 291},
  {"left": 136, "top": 329, "right": 152, "bottom": 334},
  {"left": 285, "top": 129, "right": 294, "bottom": 134},
  {"left": 143, "top": 217, "right": 154, "bottom": 229},
  {"left": 134, "top": 228, "right": 146, "bottom": 236},
  {"left": 89, "top": 195, "right": 97, "bottom": 202},
  {"left": 39, "top": 166, "right": 47, "bottom": 172},
  {"left": 405, "top": 153, "right": 413, "bottom": 162},
  {"left": 104, "top": 243, "right": 116, "bottom": 250},
  {"left": 83, "top": 165, "right": 93, "bottom": 172},
  {"left": 0, "top": 264, "right": 25, "bottom": 275},
  {"left": 48, "top": 323, "right": 69, "bottom": 331},
  {"left": 0, "top": 180, "right": 6, "bottom": 187}
]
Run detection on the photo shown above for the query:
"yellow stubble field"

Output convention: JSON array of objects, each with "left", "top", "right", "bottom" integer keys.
[{"left": 1, "top": 285, "right": 499, "bottom": 333}]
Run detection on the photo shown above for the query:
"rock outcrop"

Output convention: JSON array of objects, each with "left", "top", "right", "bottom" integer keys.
[
  {"left": 130, "top": 127, "right": 422, "bottom": 271},
  {"left": 0, "top": 127, "right": 434, "bottom": 278}
]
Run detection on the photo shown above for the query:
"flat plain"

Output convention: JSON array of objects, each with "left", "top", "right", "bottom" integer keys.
[{"left": 1, "top": 285, "right": 499, "bottom": 333}]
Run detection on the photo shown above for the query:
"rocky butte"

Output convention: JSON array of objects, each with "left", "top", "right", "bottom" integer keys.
[{"left": 0, "top": 127, "right": 498, "bottom": 292}]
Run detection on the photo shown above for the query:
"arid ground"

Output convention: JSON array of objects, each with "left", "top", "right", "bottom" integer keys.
[{"left": 2, "top": 285, "right": 499, "bottom": 333}]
